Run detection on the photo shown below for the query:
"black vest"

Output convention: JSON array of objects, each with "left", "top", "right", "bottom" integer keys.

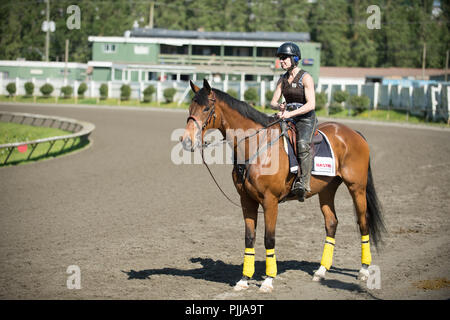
[{"left": 281, "top": 70, "right": 308, "bottom": 105}]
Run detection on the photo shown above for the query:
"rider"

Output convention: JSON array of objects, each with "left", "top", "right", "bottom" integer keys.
[{"left": 270, "top": 42, "right": 317, "bottom": 201}]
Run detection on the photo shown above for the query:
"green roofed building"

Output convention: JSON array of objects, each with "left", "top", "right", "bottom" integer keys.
[
  {"left": 88, "top": 28, "right": 321, "bottom": 83},
  {"left": 0, "top": 60, "right": 87, "bottom": 81}
]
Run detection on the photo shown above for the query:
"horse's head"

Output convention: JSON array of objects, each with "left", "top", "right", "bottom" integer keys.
[{"left": 180, "top": 79, "right": 218, "bottom": 152}]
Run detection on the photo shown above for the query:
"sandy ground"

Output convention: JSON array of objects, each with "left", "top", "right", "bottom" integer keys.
[{"left": 0, "top": 103, "right": 449, "bottom": 300}]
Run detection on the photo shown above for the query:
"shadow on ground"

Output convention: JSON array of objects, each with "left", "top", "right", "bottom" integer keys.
[{"left": 123, "top": 257, "right": 366, "bottom": 293}]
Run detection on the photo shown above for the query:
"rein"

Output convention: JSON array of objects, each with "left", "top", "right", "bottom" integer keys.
[{"left": 187, "top": 100, "right": 285, "bottom": 209}]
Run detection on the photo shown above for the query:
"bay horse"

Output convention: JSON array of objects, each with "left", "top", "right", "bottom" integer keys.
[{"left": 180, "top": 79, "right": 385, "bottom": 292}]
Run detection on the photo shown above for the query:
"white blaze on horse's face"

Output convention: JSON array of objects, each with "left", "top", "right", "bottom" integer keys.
[
  {"left": 180, "top": 80, "right": 209, "bottom": 152},
  {"left": 180, "top": 109, "right": 203, "bottom": 152}
]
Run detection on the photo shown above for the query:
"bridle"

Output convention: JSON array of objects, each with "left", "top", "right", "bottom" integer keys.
[
  {"left": 184, "top": 94, "right": 284, "bottom": 210},
  {"left": 186, "top": 93, "right": 217, "bottom": 135}
]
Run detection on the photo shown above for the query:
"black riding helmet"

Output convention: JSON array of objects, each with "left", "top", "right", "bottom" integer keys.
[{"left": 276, "top": 42, "right": 301, "bottom": 66}]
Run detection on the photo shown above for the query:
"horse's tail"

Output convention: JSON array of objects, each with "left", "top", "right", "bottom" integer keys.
[
  {"left": 366, "top": 159, "right": 386, "bottom": 250},
  {"left": 356, "top": 130, "right": 386, "bottom": 250}
]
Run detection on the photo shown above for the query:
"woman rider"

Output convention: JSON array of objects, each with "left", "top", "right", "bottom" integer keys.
[{"left": 270, "top": 42, "right": 318, "bottom": 201}]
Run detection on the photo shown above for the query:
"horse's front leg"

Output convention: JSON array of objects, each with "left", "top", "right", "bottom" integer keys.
[
  {"left": 234, "top": 193, "right": 259, "bottom": 291},
  {"left": 260, "top": 195, "right": 279, "bottom": 293}
]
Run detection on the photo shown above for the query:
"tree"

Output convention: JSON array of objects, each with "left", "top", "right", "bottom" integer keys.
[
  {"left": 347, "top": 0, "right": 378, "bottom": 67},
  {"left": 309, "top": 0, "right": 351, "bottom": 66}
]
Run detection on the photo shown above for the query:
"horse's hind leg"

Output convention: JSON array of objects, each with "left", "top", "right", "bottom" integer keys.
[
  {"left": 313, "top": 178, "right": 342, "bottom": 281},
  {"left": 234, "top": 193, "right": 259, "bottom": 291},
  {"left": 346, "top": 181, "right": 372, "bottom": 281}
]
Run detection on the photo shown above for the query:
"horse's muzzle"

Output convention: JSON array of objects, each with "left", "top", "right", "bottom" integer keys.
[{"left": 180, "top": 136, "right": 199, "bottom": 152}]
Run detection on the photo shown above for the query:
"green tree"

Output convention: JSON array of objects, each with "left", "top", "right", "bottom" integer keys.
[
  {"left": 309, "top": 0, "right": 351, "bottom": 66},
  {"left": 347, "top": 0, "right": 378, "bottom": 67}
]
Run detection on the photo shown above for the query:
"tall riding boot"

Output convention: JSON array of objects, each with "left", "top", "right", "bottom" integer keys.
[{"left": 292, "top": 141, "right": 313, "bottom": 201}]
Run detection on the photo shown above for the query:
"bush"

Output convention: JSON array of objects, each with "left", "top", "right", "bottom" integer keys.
[
  {"left": 120, "top": 84, "right": 132, "bottom": 101},
  {"left": 24, "top": 82, "right": 34, "bottom": 97},
  {"left": 77, "top": 82, "right": 87, "bottom": 98},
  {"left": 163, "top": 87, "right": 177, "bottom": 103},
  {"left": 60, "top": 85, "right": 73, "bottom": 99},
  {"left": 99, "top": 83, "right": 108, "bottom": 100},
  {"left": 143, "top": 85, "right": 155, "bottom": 102},
  {"left": 40, "top": 83, "right": 54, "bottom": 97},
  {"left": 265, "top": 90, "right": 274, "bottom": 107},
  {"left": 348, "top": 94, "right": 370, "bottom": 115},
  {"left": 329, "top": 102, "right": 344, "bottom": 115},
  {"left": 333, "top": 90, "right": 349, "bottom": 104},
  {"left": 226, "top": 88, "right": 238, "bottom": 99},
  {"left": 244, "top": 87, "right": 258, "bottom": 105},
  {"left": 6, "top": 82, "right": 16, "bottom": 97},
  {"left": 315, "top": 92, "right": 327, "bottom": 111}
]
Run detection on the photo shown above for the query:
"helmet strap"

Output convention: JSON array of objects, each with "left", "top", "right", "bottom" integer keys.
[{"left": 288, "top": 57, "right": 296, "bottom": 71}]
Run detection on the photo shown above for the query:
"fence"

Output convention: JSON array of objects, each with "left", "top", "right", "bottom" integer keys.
[
  {"left": 1, "top": 76, "right": 449, "bottom": 122},
  {"left": 0, "top": 111, "right": 95, "bottom": 165},
  {"left": 317, "top": 82, "right": 450, "bottom": 122}
]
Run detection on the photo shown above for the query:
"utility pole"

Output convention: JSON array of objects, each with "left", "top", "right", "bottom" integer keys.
[
  {"left": 422, "top": 42, "right": 426, "bottom": 79},
  {"left": 148, "top": 1, "right": 154, "bottom": 29},
  {"left": 445, "top": 50, "right": 449, "bottom": 82},
  {"left": 45, "top": 0, "right": 50, "bottom": 61},
  {"left": 64, "top": 39, "right": 69, "bottom": 83}
]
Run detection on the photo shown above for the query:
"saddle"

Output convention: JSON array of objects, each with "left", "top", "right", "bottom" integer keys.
[{"left": 282, "top": 120, "right": 322, "bottom": 158}]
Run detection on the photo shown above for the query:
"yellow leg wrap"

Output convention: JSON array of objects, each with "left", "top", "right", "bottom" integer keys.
[
  {"left": 320, "top": 237, "right": 336, "bottom": 270},
  {"left": 361, "top": 235, "right": 372, "bottom": 266},
  {"left": 243, "top": 248, "right": 255, "bottom": 278},
  {"left": 265, "top": 249, "right": 277, "bottom": 278}
]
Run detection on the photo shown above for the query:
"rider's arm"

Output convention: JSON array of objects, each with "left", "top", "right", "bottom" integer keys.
[
  {"left": 288, "top": 73, "right": 316, "bottom": 117},
  {"left": 270, "top": 78, "right": 284, "bottom": 110}
]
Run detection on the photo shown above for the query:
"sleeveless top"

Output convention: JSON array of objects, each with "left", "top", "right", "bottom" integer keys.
[{"left": 281, "top": 69, "right": 308, "bottom": 105}]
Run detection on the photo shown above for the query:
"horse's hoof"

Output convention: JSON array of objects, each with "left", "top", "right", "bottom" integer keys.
[
  {"left": 259, "top": 277, "right": 273, "bottom": 293},
  {"left": 312, "top": 274, "right": 323, "bottom": 282},
  {"left": 233, "top": 279, "right": 249, "bottom": 291},
  {"left": 358, "top": 266, "right": 370, "bottom": 281},
  {"left": 312, "top": 265, "right": 327, "bottom": 282}
]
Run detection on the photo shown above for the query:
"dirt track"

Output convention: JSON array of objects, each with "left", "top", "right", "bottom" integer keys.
[{"left": 0, "top": 103, "right": 449, "bottom": 300}]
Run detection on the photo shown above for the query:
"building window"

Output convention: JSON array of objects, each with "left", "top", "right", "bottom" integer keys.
[
  {"left": 258, "top": 48, "right": 277, "bottom": 57},
  {"left": 160, "top": 45, "right": 188, "bottom": 54},
  {"left": 192, "top": 46, "right": 220, "bottom": 56},
  {"left": 103, "top": 44, "right": 116, "bottom": 53},
  {"left": 224, "top": 46, "right": 252, "bottom": 57}
]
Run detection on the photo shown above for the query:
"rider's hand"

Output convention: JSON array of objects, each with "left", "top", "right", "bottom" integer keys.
[
  {"left": 277, "top": 110, "right": 291, "bottom": 119},
  {"left": 279, "top": 102, "right": 286, "bottom": 112}
]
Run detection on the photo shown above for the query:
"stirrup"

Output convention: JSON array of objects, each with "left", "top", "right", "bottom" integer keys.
[{"left": 291, "top": 180, "right": 306, "bottom": 202}]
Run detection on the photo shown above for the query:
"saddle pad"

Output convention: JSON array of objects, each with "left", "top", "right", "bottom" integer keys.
[
  {"left": 311, "top": 130, "right": 336, "bottom": 176},
  {"left": 284, "top": 130, "right": 336, "bottom": 177}
]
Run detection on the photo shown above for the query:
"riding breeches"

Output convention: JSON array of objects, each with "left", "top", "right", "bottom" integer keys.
[{"left": 293, "top": 111, "right": 317, "bottom": 189}]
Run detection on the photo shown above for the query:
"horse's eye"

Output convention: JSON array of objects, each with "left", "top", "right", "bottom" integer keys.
[{"left": 203, "top": 106, "right": 210, "bottom": 112}]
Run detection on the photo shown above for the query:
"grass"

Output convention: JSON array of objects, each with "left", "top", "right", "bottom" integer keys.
[
  {"left": 0, "top": 122, "right": 90, "bottom": 167},
  {"left": 0, "top": 95, "right": 190, "bottom": 109}
]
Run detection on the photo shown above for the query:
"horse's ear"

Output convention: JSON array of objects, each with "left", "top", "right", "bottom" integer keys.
[
  {"left": 203, "top": 79, "right": 211, "bottom": 94},
  {"left": 190, "top": 80, "right": 200, "bottom": 93}
]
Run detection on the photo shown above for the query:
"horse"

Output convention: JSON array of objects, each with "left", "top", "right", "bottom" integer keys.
[{"left": 180, "top": 79, "right": 385, "bottom": 292}]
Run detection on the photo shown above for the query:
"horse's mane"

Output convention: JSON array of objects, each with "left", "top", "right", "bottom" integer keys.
[{"left": 193, "top": 87, "right": 274, "bottom": 126}]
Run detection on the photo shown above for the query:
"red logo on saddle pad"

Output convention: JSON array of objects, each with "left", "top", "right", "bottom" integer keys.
[{"left": 313, "top": 156, "right": 334, "bottom": 175}]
